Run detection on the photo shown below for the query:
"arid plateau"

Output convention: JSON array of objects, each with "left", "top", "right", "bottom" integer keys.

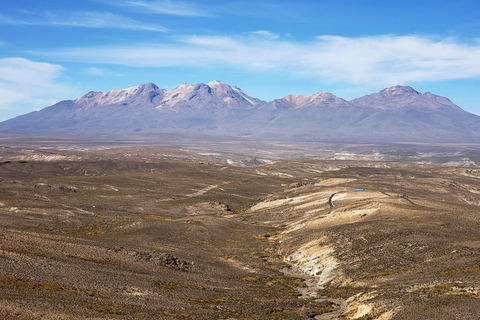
[{"left": 0, "top": 144, "right": 479, "bottom": 319}]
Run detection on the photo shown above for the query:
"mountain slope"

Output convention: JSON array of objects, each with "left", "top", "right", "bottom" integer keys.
[
  {"left": 1, "top": 82, "right": 479, "bottom": 143},
  {"left": 232, "top": 92, "right": 356, "bottom": 139},
  {"left": 344, "top": 86, "right": 480, "bottom": 141},
  {"left": 233, "top": 86, "right": 480, "bottom": 142}
]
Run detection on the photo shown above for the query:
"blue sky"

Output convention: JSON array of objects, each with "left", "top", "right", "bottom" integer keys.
[{"left": 1, "top": 0, "right": 480, "bottom": 121}]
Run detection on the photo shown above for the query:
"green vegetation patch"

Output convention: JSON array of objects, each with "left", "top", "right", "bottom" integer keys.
[
  {"left": 0, "top": 277, "right": 76, "bottom": 295},
  {"left": 144, "top": 214, "right": 173, "bottom": 221},
  {"left": 439, "top": 264, "right": 480, "bottom": 276},
  {"left": 320, "top": 286, "right": 371, "bottom": 299},
  {"left": 355, "top": 267, "right": 413, "bottom": 280},
  {"left": 0, "top": 277, "right": 104, "bottom": 298},
  {"left": 191, "top": 296, "right": 246, "bottom": 304},
  {"left": 238, "top": 274, "right": 305, "bottom": 297},
  {"left": 421, "top": 283, "right": 479, "bottom": 297},
  {"left": 156, "top": 280, "right": 207, "bottom": 290},
  {"left": 60, "top": 220, "right": 131, "bottom": 237},
  {"left": 239, "top": 275, "right": 264, "bottom": 282}
]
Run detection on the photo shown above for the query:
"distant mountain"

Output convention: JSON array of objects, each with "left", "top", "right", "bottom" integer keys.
[
  {"left": 1, "top": 82, "right": 479, "bottom": 143},
  {"left": 157, "top": 80, "right": 263, "bottom": 111},
  {"left": 0, "top": 81, "right": 262, "bottom": 134},
  {"left": 344, "top": 86, "right": 480, "bottom": 142}
]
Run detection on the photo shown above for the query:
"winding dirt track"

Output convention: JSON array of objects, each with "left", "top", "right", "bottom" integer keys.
[{"left": 328, "top": 193, "right": 336, "bottom": 207}]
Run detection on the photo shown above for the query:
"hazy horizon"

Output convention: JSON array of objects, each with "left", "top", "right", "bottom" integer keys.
[{"left": 1, "top": 0, "right": 480, "bottom": 121}]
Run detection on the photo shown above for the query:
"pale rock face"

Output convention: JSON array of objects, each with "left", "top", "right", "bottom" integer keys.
[
  {"left": 286, "top": 238, "right": 339, "bottom": 288},
  {"left": 158, "top": 83, "right": 199, "bottom": 109},
  {"left": 382, "top": 85, "right": 420, "bottom": 96},
  {"left": 305, "top": 91, "right": 349, "bottom": 107},
  {"left": 207, "top": 80, "right": 264, "bottom": 108},
  {"left": 282, "top": 94, "right": 310, "bottom": 106},
  {"left": 75, "top": 83, "right": 165, "bottom": 109},
  {"left": 273, "top": 91, "right": 350, "bottom": 109},
  {"left": 156, "top": 81, "right": 263, "bottom": 110}
]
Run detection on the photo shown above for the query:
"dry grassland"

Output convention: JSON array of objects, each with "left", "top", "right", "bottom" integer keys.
[{"left": 0, "top": 147, "right": 479, "bottom": 319}]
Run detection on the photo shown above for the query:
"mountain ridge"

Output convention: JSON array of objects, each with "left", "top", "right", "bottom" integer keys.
[{"left": 1, "top": 81, "right": 479, "bottom": 143}]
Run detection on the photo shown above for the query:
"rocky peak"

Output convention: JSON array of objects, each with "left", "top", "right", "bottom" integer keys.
[
  {"left": 380, "top": 85, "right": 420, "bottom": 97},
  {"left": 282, "top": 95, "right": 310, "bottom": 106},
  {"left": 276, "top": 92, "right": 348, "bottom": 109},
  {"left": 160, "top": 83, "right": 207, "bottom": 106},
  {"left": 350, "top": 85, "right": 461, "bottom": 111},
  {"left": 156, "top": 81, "right": 262, "bottom": 110},
  {"left": 138, "top": 82, "right": 160, "bottom": 92},
  {"left": 75, "top": 83, "right": 165, "bottom": 108},
  {"left": 207, "top": 80, "right": 229, "bottom": 88},
  {"left": 207, "top": 80, "right": 263, "bottom": 108},
  {"left": 309, "top": 91, "right": 347, "bottom": 104}
]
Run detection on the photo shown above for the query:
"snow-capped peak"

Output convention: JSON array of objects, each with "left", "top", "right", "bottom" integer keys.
[{"left": 75, "top": 83, "right": 165, "bottom": 108}]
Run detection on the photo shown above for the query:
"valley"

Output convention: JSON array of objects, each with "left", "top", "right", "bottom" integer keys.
[{"left": 0, "top": 146, "right": 479, "bottom": 319}]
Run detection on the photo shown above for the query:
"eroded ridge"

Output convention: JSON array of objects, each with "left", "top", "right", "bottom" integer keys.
[{"left": 247, "top": 166, "right": 480, "bottom": 319}]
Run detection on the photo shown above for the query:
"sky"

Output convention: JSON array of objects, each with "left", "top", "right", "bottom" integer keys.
[{"left": 1, "top": 0, "right": 480, "bottom": 121}]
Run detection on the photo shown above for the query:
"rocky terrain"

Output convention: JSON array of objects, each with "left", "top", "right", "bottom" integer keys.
[
  {"left": 0, "top": 146, "right": 479, "bottom": 319},
  {"left": 1, "top": 82, "right": 480, "bottom": 143}
]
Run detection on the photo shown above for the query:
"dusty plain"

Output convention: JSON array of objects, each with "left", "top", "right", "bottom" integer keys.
[{"left": 0, "top": 144, "right": 479, "bottom": 319}]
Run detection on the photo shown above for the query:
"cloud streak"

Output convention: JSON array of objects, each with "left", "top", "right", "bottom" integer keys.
[
  {"left": 33, "top": 34, "right": 480, "bottom": 87},
  {"left": 122, "top": 0, "right": 213, "bottom": 17},
  {"left": 0, "top": 11, "right": 167, "bottom": 32}
]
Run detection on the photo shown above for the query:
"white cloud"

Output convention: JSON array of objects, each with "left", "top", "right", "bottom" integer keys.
[
  {"left": 250, "top": 30, "right": 280, "bottom": 40},
  {"left": 48, "top": 11, "right": 168, "bottom": 32},
  {"left": 0, "top": 58, "right": 75, "bottom": 120},
  {"left": 0, "top": 11, "right": 167, "bottom": 32},
  {"left": 35, "top": 34, "right": 480, "bottom": 87},
  {"left": 83, "top": 67, "right": 107, "bottom": 76},
  {"left": 305, "top": 35, "right": 480, "bottom": 85},
  {"left": 122, "top": 0, "right": 213, "bottom": 17}
]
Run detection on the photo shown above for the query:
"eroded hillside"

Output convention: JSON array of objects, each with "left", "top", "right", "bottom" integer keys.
[{"left": 247, "top": 162, "right": 480, "bottom": 319}]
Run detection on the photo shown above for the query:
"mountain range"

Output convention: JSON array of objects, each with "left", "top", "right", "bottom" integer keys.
[{"left": 1, "top": 80, "right": 479, "bottom": 143}]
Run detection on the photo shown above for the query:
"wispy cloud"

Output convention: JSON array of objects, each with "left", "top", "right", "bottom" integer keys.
[
  {"left": 0, "top": 13, "right": 21, "bottom": 25},
  {"left": 250, "top": 30, "right": 280, "bottom": 40},
  {"left": 0, "top": 11, "right": 167, "bottom": 32},
  {"left": 0, "top": 58, "right": 75, "bottom": 119},
  {"left": 116, "top": 0, "right": 301, "bottom": 20},
  {"left": 121, "top": 0, "right": 213, "bottom": 17},
  {"left": 33, "top": 34, "right": 480, "bottom": 87},
  {"left": 82, "top": 67, "right": 107, "bottom": 76}
]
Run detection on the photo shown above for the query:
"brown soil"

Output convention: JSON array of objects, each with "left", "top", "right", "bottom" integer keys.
[{"left": 0, "top": 147, "right": 479, "bottom": 319}]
